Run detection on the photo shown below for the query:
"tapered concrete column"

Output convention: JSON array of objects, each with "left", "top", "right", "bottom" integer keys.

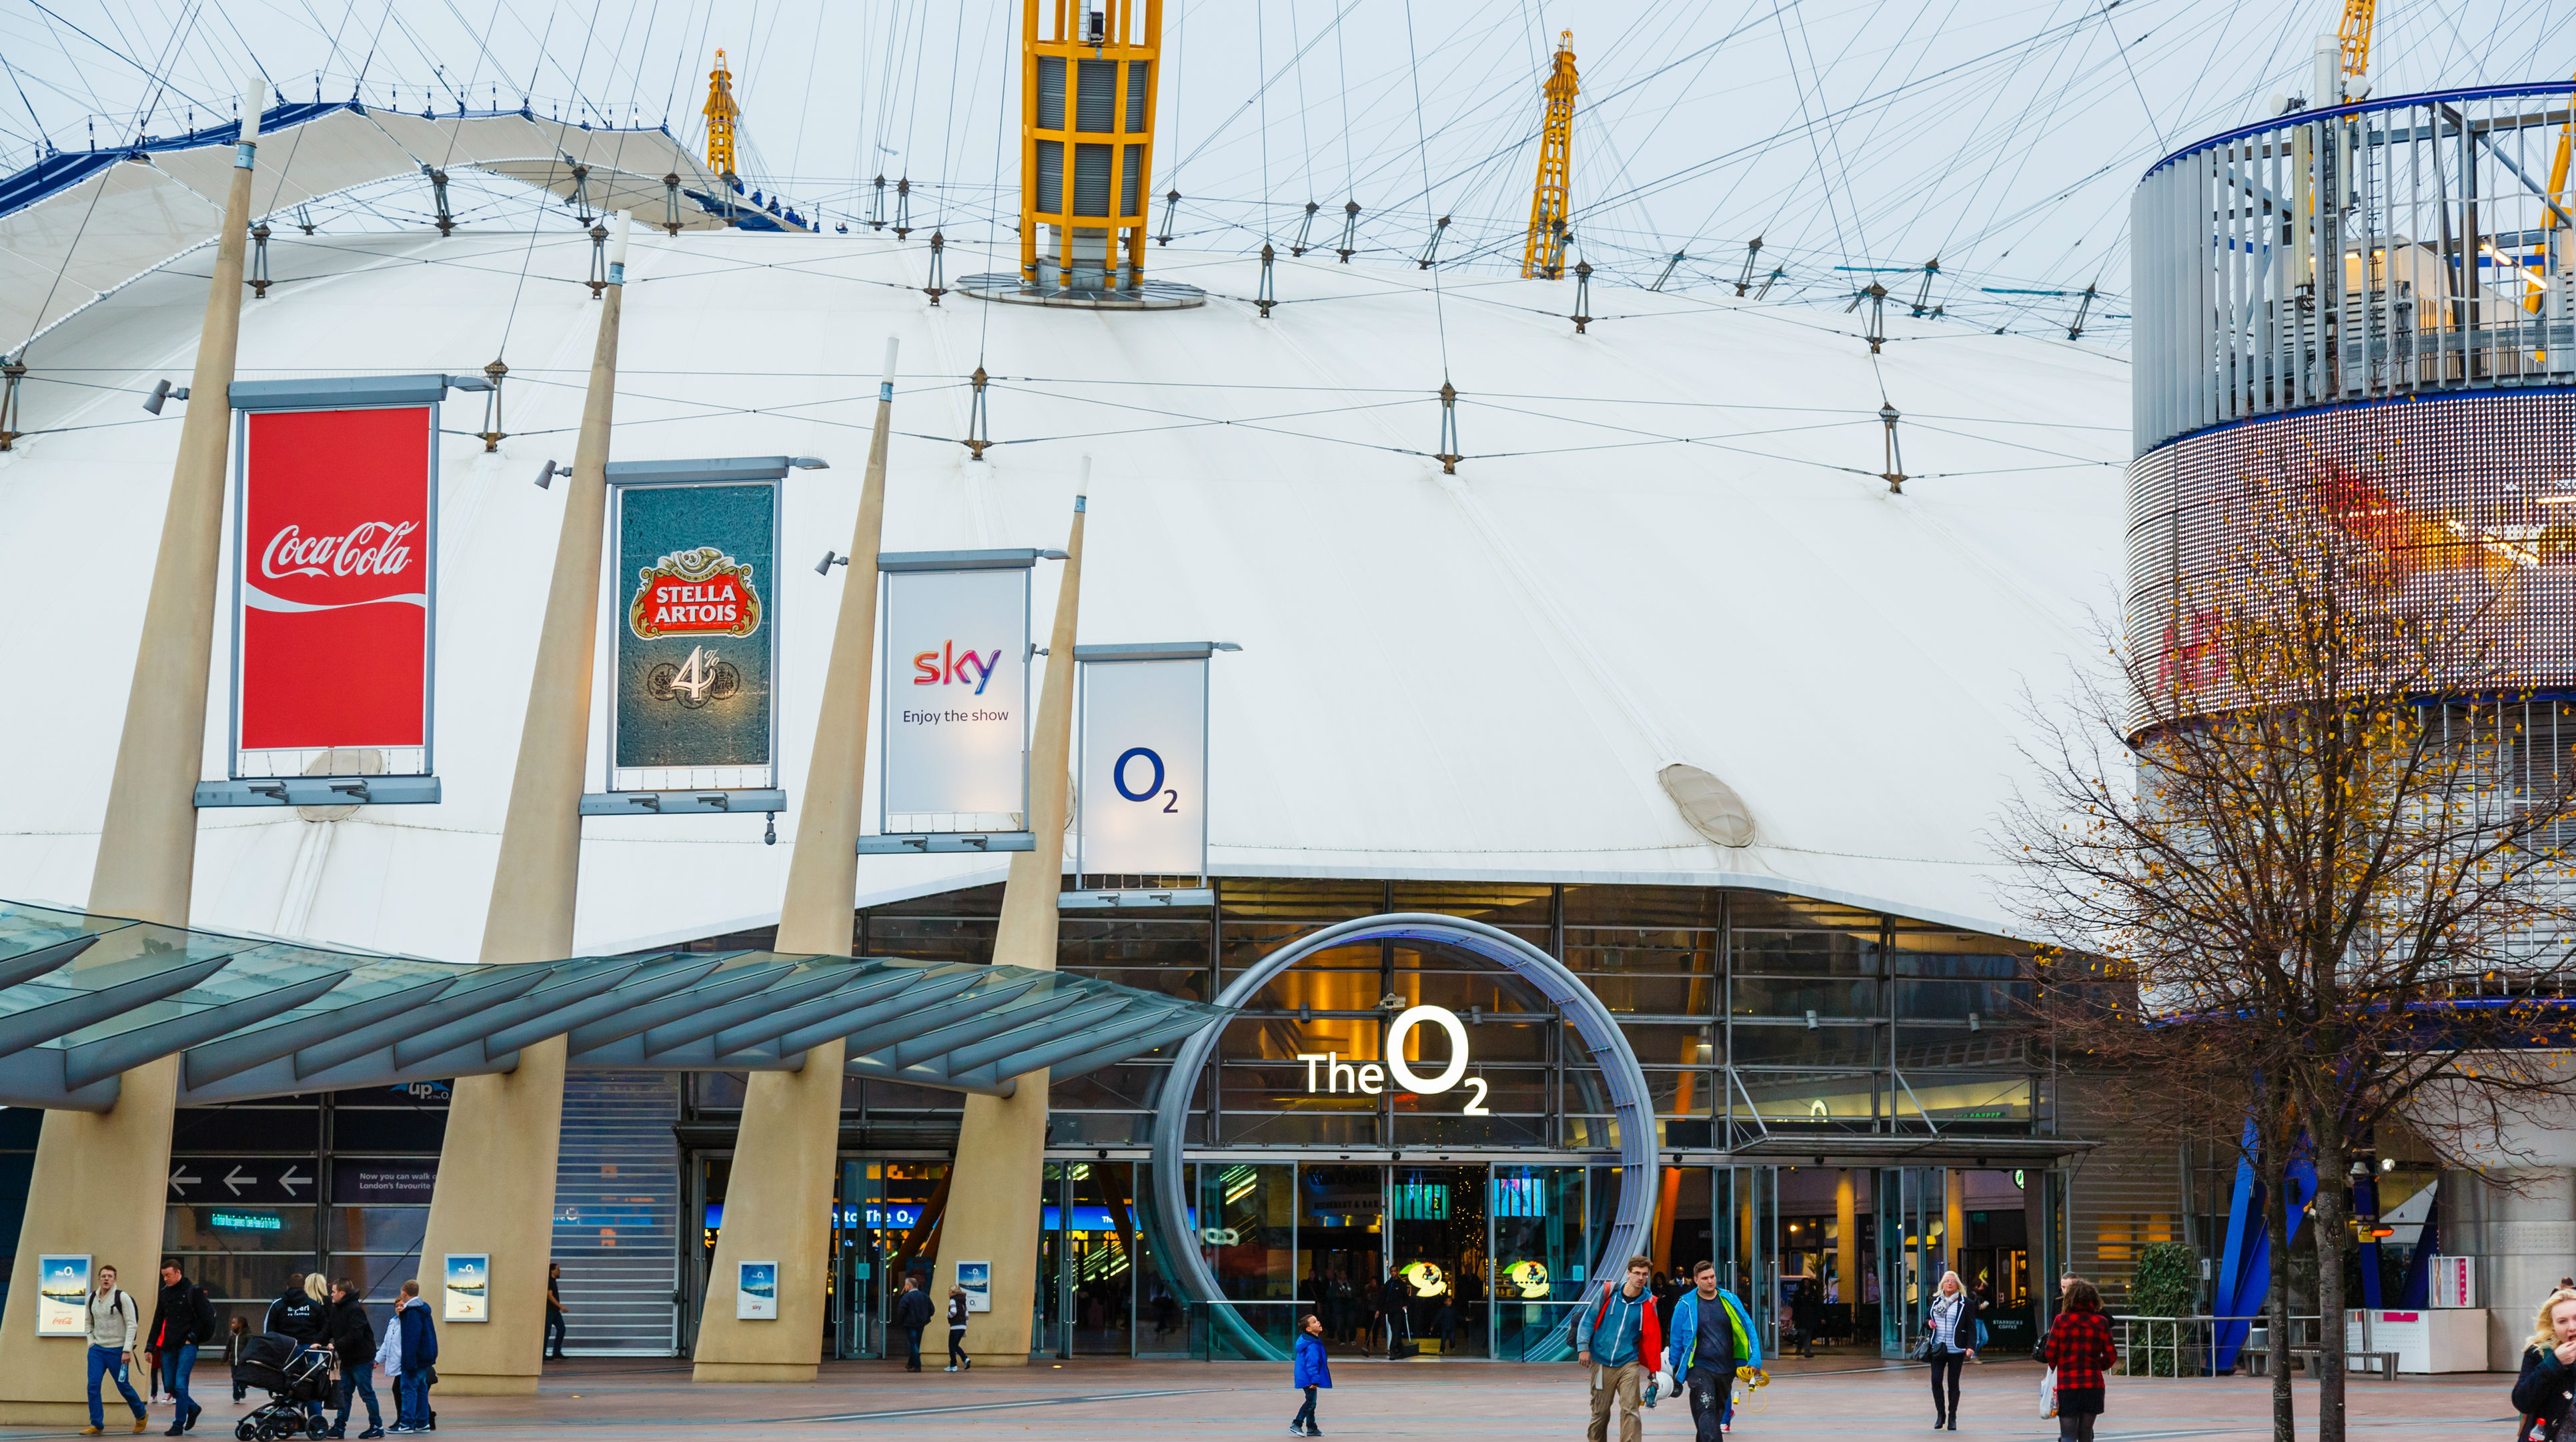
[
  {"left": 0, "top": 84, "right": 266, "bottom": 1426},
  {"left": 691, "top": 339, "right": 899, "bottom": 1382},
  {"left": 941, "top": 482, "right": 1087, "bottom": 1365},
  {"left": 2448, "top": 1166, "right": 2576, "bottom": 1369},
  {"left": 414, "top": 213, "right": 631, "bottom": 1396},
  {"left": 1835, "top": 1171, "right": 1860, "bottom": 1306}
]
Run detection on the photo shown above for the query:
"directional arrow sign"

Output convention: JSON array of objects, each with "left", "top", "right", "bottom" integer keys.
[
  {"left": 168, "top": 1167, "right": 201, "bottom": 1198},
  {"left": 223, "top": 1165, "right": 252, "bottom": 1197},
  {"left": 277, "top": 1165, "right": 309, "bottom": 1197}
]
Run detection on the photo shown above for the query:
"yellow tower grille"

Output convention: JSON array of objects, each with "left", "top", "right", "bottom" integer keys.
[
  {"left": 1022, "top": 0, "right": 1163, "bottom": 292},
  {"left": 704, "top": 50, "right": 740, "bottom": 181},
  {"left": 1521, "top": 33, "right": 1578, "bottom": 280}
]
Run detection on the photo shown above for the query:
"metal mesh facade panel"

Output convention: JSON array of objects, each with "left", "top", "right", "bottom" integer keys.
[
  {"left": 1075, "top": 143, "right": 1113, "bottom": 217},
  {"left": 1077, "top": 59, "right": 1117, "bottom": 131},
  {"left": 2128, "top": 388, "right": 2576, "bottom": 730},
  {"left": 1035, "top": 141, "right": 1063, "bottom": 215},
  {"left": 1037, "top": 57, "right": 1066, "bottom": 130},
  {"left": 1125, "top": 61, "right": 1151, "bottom": 131}
]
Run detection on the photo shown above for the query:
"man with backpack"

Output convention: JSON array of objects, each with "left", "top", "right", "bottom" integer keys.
[
  {"left": 1668, "top": 1261, "right": 1762, "bottom": 1439},
  {"left": 149, "top": 1260, "right": 217, "bottom": 1435},
  {"left": 81, "top": 1263, "right": 149, "bottom": 1435},
  {"left": 1574, "top": 1257, "right": 1666, "bottom": 1442},
  {"left": 892, "top": 1275, "right": 933, "bottom": 1373}
]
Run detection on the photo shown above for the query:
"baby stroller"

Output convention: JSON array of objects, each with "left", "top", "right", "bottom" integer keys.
[{"left": 231, "top": 1333, "right": 333, "bottom": 1441}]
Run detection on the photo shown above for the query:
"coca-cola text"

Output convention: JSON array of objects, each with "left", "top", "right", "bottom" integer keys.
[{"left": 262, "top": 522, "right": 419, "bottom": 581}]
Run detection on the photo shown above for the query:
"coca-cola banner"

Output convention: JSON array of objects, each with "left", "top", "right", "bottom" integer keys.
[
  {"left": 610, "top": 480, "right": 777, "bottom": 789},
  {"left": 235, "top": 405, "right": 434, "bottom": 768},
  {"left": 879, "top": 559, "right": 1032, "bottom": 835}
]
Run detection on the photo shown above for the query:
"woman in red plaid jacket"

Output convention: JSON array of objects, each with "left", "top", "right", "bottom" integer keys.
[{"left": 2039, "top": 1279, "right": 2117, "bottom": 1442}]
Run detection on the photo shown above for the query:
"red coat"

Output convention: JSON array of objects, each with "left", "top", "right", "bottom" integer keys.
[
  {"left": 2040, "top": 1311, "right": 2115, "bottom": 1393},
  {"left": 1584, "top": 1280, "right": 1665, "bottom": 1368}
]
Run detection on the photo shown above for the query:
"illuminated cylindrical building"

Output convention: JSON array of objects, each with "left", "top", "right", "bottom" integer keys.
[
  {"left": 2129, "top": 83, "right": 2576, "bottom": 723},
  {"left": 1022, "top": 0, "right": 1163, "bottom": 292},
  {"left": 2130, "top": 79, "right": 2576, "bottom": 1367}
]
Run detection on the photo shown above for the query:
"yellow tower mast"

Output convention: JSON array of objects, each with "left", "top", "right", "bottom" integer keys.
[
  {"left": 704, "top": 49, "right": 740, "bottom": 180},
  {"left": 1522, "top": 32, "right": 1578, "bottom": 280},
  {"left": 1021, "top": 0, "right": 1167, "bottom": 293}
]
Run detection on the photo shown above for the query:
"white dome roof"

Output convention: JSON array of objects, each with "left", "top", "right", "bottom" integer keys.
[{"left": 0, "top": 227, "right": 2128, "bottom": 957}]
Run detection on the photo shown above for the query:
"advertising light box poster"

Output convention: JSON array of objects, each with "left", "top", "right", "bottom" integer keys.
[
  {"left": 442, "top": 1253, "right": 489, "bottom": 1322},
  {"left": 956, "top": 1260, "right": 992, "bottom": 1313},
  {"left": 882, "top": 568, "right": 1030, "bottom": 832},
  {"left": 235, "top": 405, "right": 434, "bottom": 773},
  {"left": 1078, "top": 656, "right": 1209, "bottom": 877},
  {"left": 611, "top": 481, "right": 777, "bottom": 790},
  {"left": 736, "top": 1261, "right": 779, "bottom": 1320},
  {"left": 34, "top": 1255, "right": 89, "bottom": 1335}
]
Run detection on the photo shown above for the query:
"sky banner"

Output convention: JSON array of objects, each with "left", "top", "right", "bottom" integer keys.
[
  {"left": 610, "top": 480, "right": 777, "bottom": 789},
  {"left": 235, "top": 404, "right": 433, "bottom": 773},
  {"left": 1077, "top": 652, "right": 1209, "bottom": 878},
  {"left": 881, "top": 563, "right": 1031, "bottom": 834}
]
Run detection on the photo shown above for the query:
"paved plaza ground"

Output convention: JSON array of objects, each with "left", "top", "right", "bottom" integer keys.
[{"left": 0, "top": 1352, "right": 2518, "bottom": 1442}]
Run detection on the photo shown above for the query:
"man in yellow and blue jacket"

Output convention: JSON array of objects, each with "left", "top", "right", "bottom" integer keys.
[{"left": 1666, "top": 1261, "right": 1762, "bottom": 1438}]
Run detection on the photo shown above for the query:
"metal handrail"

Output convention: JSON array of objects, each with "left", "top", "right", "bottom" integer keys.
[{"left": 2108, "top": 1313, "right": 2326, "bottom": 1378}]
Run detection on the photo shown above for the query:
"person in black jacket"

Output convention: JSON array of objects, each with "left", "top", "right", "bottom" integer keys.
[
  {"left": 1377, "top": 1269, "right": 1410, "bottom": 1355},
  {"left": 944, "top": 1284, "right": 971, "bottom": 1372},
  {"left": 2513, "top": 1289, "right": 2576, "bottom": 1442},
  {"left": 892, "top": 1275, "right": 934, "bottom": 1372},
  {"left": 149, "top": 1260, "right": 217, "bottom": 1436},
  {"left": 265, "top": 1275, "right": 330, "bottom": 1429},
  {"left": 324, "top": 1281, "right": 383, "bottom": 1440}
]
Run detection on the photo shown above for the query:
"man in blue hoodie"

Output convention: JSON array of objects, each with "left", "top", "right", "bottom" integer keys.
[
  {"left": 1574, "top": 1257, "right": 1664, "bottom": 1442},
  {"left": 389, "top": 1282, "right": 438, "bottom": 1435},
  {"left": 1667, "top": 1261, "right": 1762, "bottom": 1439}
]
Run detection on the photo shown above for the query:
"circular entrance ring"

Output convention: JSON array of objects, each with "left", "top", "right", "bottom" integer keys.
[{"left": 1147, "top": 912, "right": 1660, "bottom": 1361}]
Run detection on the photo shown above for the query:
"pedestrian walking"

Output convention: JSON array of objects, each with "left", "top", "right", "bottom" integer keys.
[
  {"left": 1667, "top": 1260, "right": 1759, "bottom": 1440},
  {"left": 80, "top": 1263, "right": 149, "bottom": 1435},
  {"left": 892, "top": 1275, "right": 933, "bottom": 1372},
  {"left": 1290, "top": 1311, "right": 1333, "bottom": 1436},
  {"left": 226, "top": 1318, "right": 251, "bottom": 1403},
  {"left": 1924, "top": 1269, "right": 1976, "bottom": 1430},
  {"left": 325, "top": 1281, "right": 384, "bottom": 1439},
  {"left": 544, "top": 1263, "right": 567, "bottom": 1361},
  {"left": 1575, "top": 1256, "right": 1667, "bottom": 1442},
  {"left": 2514, "top": 1287, "right": 2576, "bottom": 1442},
  {"left": 1790, "top": 1281, "right": 1820, "bottom": 1360},
  {"left": 943, "top": 1284, "right": 971, "bottom": 1372},
  {"left": 149, "top": 1259, "right": 216, "bottom": 1436},
  {"left": 389, "top": 1280, "right": 438, "bottom": 1435},
  {"left": 1376, "top": 1267, "right": 1409, "bottom": 1357},
  {"left": 2037, "top": 1278, "right": 2115, "bottom": 1442}
]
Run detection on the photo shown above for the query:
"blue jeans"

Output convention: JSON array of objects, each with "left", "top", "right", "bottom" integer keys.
[
  {"left": 165, "top": 1343, "right": 199, "bottom": 1424},
  {"left": 394, "top": 1370, "right": 428, "bottom": 1429},
  {"left": 334, "top": 1371, "right": 381, "bottom": 1431},
  {"left": 87, "top": 1345, "right": 146, "bottom": 1427}
]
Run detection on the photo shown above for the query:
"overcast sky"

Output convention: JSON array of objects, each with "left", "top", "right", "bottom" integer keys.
[{"left": 5, "top": 0, "right": 2572, "bottom": 315}]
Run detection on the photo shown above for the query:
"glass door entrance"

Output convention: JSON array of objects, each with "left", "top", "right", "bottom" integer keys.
[{"left": 1387, "top": 1166, "right": 1487, "bottom": 1356}]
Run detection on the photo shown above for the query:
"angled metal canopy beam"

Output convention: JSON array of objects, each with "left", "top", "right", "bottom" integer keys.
[
  {"left": 1027, "top": 1012, "right": 1217, "bottom": 1086},
  {"left": 836, "top": 974, "right": 1043, "bottom": 1058},
  {"left": 0, "top": 933, "right": 105, "bottom": 990},
  {"left": 561, "top": 954, "right": 796, "bottom": 1055},
  {"left": 884, "top": 985, "right": 1089, "bottom": 1068},
  {"left": 393, "top": 958, "right": 640, "bottom": 1067},
  {"left": 765, "top": 967, "right": 983, "bottom": 1056},
  {"left": 0, "top": 953, "right": 236, "bottom": 1057},
  {"left": 842, "top": 1048, "right": 1017, "bottom": 1098},
  {"left": 477, "top": 954, "right": 715, "bottom": 1054},
  {"left": 938, "top": 992, "right": 1143, "bottom": 1076},
  {"left": 63, "top": 968, "right": 350, "bottom": 1089},
  {"left": 293, "top": 966, "right": 546, "bottom": 1077},
  {"left": 185, "top": 972, "right": 460, "bottom": 1089}
]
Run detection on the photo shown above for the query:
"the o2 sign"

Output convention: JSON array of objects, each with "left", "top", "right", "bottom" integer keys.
[
  {"left": 1077, "top": 648, "right": 1213, "bottom": 877},
  {"left": 1112, "top": 746, "right": 1178, "bottom": 812},
  {"left": 1297, "top": 1005, "right": 1491, "bottom": 1115}
]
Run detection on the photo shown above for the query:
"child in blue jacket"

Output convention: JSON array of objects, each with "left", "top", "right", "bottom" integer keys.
[{"left": 1291, "top": 1311, "right": 1332, "bottom": 1436}]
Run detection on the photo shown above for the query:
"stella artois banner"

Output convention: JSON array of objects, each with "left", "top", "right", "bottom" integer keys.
[
  {"left": 1076, "top": 646, "right": 1213, "bottom": 880},
  {"left": 233, "top": 402, "right": 435, "bottom": 774},
  {"left": 878, "top": 555, "right": 1034, "bottom": 836},
  {"left": 610, "top": 480, "right": 778, "bottom": 790}
]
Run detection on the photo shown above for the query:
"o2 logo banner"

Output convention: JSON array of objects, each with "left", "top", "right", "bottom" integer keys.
[
  {"left": 881, "top": 566, "right": 1030, "bottom": 830},
  {"left": 1077, "top": 656, "right": 1207, "bottom": 876},
  {"left": 612, "top": 482, "right": 774, "bottom": 776}
]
